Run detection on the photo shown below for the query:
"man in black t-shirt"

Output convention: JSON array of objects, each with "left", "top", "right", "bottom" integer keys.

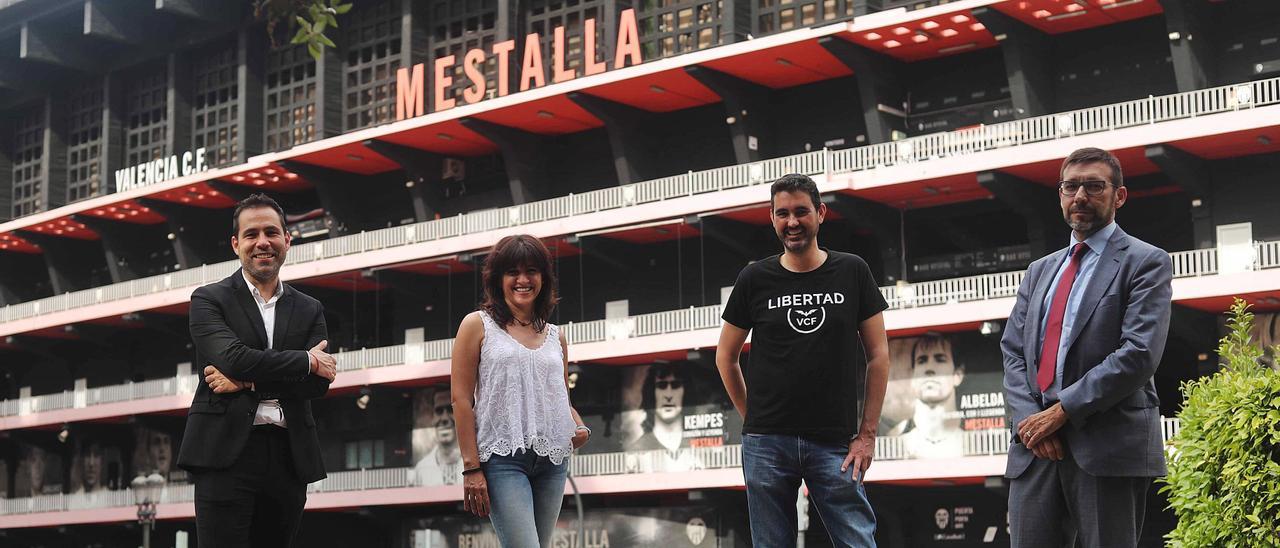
[{"left": 716, "top": 174, "right": 890, "bottom": 547}]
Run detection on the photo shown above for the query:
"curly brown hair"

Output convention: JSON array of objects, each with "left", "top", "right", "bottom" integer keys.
[{"left": 479, "top": 235, "right": 559, "bottom": 332}]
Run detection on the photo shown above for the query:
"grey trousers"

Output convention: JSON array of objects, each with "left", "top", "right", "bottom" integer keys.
[{"left": 1008, "top": 452, "right": 1151, "bottom": 548}]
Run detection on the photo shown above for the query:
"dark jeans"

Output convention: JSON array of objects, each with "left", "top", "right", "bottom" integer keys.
[
  {"left": 193, "top": 425, "right": 307, "bottom": 548},
  {"left": 742, "top": 433, "right": 877, "bottom": 548}
]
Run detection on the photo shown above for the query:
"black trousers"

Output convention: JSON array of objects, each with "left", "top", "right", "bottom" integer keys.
[{"left": 194, "top": 425, "right": 307, "bottom": 548}]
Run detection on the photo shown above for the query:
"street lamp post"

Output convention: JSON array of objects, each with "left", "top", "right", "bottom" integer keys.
[{"left": 132, "top": 473, "right": 166, "bottom": 548}]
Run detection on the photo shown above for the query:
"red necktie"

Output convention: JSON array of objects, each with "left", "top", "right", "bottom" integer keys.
[{"left": 1038, "top": 243, "right": 1089, "bottom": 392}]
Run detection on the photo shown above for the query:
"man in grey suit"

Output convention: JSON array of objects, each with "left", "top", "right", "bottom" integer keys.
[{"left": 1001, "top": 147, "right": 1172, "bottom": 547}]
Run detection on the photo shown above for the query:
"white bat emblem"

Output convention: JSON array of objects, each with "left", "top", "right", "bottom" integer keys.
[{"left": 787, "top": 307, "right": 826, "bottom": 334}]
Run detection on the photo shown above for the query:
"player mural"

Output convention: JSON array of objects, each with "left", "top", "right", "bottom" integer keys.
[
  {"left": 1251, "top": 311, "right": 1280, "bottom": 370},
  {"left": 880, "top": 332, "right": 1006, "bottom": 460},
  {"left": 409, "top": 384, "right": 464, "bottom": 486},
  {"left": 571, "top": 361, "right": 742, "bottom": 474},
  {"left": 14, "top": 442, "right": 63, "bottom": 497}
]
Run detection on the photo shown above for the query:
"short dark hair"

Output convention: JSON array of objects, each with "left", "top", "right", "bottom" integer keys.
[
  {"left": 231, "top": 193, "right": 288, "bottom": 237},
  {"left": 640, "top": 363, "right": 690, "bottom": 431},
  {"left": 1060, "top": 147, "right": 1124, "bottom": 188},
  {"left": 909, "top": 332, "right": 954, "bottom": 370},
  {"left": 479, "top": 234, "right": 559, "bottom": 333},
  {"left": 770, "top": 173, "right": 821, "bottom": 210}
]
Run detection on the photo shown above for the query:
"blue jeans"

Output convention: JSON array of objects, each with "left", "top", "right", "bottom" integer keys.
[
  {"left": 481, "top": 450, "right": 569, "bottom": 548},
  {"left": 742, "top": 433, "right": 877, "bottom": 548}
]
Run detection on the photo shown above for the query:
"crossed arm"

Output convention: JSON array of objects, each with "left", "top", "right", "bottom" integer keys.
[{"left": 191, "top": 290, "right": 335, "bottom": 399}]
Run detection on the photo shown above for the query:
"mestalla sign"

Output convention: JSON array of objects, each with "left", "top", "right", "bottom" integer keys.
[
  {"left": 409, "top": 505, "right": 726, "bottom": 547},
  {"left": 114, "top": 148, "right": 209, "bottom": 193},
  {"left": 395, "top": 9, "right": 643, "bottom": 120}
]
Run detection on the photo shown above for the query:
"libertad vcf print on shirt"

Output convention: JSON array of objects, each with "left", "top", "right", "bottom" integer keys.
[
  {"left": 722, "top": 249, "right": 889, "bottom": 444},
  {"left": 769, "top": 291, "right": 846, "bottom": 334}
]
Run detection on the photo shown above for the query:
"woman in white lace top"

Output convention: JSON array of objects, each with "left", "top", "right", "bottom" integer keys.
[{"left": 450, "top": 234, "right": 590, "bottom": 547}]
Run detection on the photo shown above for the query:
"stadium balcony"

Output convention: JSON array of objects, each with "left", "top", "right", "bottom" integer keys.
[
  {"left": 0, "top": 416, "right": 1183, "bottom": 528},
  {"left": 1, "top": 75, "right": 1278, "bottom": 339},
  {"left": 3, "top": 237, "right": 1275, "bottom": 431}
]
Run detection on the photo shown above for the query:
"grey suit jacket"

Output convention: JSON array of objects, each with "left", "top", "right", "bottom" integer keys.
[{"left": 1001, "top": 225, "right": 1172, "bottom": 478}]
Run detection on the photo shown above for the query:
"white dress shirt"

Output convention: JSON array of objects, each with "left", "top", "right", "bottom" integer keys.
[{"left": 242, "top": 270, "right": 288, "bottom": 428}]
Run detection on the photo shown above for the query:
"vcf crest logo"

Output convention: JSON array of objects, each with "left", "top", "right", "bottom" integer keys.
[
  {"left": 787, "top": 307, "right": 826, "bottom": 334},
  {"left": 686, "top": 517, "right": 707, "bottom": 545},
  {"left": 769, "top": 293, "right": 842, "bottom": 334}
]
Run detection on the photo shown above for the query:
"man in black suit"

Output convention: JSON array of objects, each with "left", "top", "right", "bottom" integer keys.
[{"left": 177, "top": 193, "right": 338, "bottom": 548}]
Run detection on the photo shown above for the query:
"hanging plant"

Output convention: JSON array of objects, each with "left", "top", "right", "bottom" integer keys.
[{"left": 253, "top": 0, "right": 352, "bottom": 59}]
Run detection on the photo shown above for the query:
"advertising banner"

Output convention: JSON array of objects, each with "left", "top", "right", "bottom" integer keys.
[
  {"left": 411, "top": 384, "right": 463, "bottom": 486},
  {"left": 878, "top": 332, "right": 1006, "bottom": 459},
  {"left": 131, "top": 424, "right": 184, "bottom": 484},
  {"left": 409, "top": 505, "right": 726, "bottom": 548},
  {"left": 13, "top": 442, "right": 63, "bottom": 497},
  {"left": 911, "top": 489, "right": 1011, "bottom": 546},
  {"left": 68, "top": 437, "right": 123, "bottom": 494},
  {"left": 1252, "top": 312, "right": 1280, "bottom": 369},
  {"left": 573, "top": 361, "right": 742, "bottom": 473}
]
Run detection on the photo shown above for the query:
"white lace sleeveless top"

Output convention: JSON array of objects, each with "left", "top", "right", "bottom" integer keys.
[{"left": 474, "top": 311, "right": 577, "bottom": 464}]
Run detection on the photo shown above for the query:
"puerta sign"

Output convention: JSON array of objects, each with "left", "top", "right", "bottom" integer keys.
[
  {"left": 395, "top": 9, "right": 643, "bottom": 120},
  {"left": 114, "top": 148, "right": 209, "bottom": 193}
]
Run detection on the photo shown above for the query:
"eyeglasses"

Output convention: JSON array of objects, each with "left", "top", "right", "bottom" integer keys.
[
  {"left": 1058, "top": 180, "right": 1114, "bottom": 197},
  {"left": 655, "top": 380, "right": 683, "bottom": 390}
]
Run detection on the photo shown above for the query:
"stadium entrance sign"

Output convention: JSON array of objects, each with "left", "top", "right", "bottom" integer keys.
[
  {"left": 395, "top": 9, "right": 642, "bottom": 120},
  {"left": 114, "top": 148, "right": 209, "bottom": 193}
]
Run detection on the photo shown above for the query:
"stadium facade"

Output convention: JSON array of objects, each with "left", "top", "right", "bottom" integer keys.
[{"left": 1, "top": 0, "right": 1279, "bottom": 545}]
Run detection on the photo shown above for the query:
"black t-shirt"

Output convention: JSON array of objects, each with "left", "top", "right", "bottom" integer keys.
[{"left": 721, "top": 250, "right": 888, "bottom": 443}]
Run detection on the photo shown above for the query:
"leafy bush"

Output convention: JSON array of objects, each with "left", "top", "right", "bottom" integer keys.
[{"left": 1162, "top": 299, "right": 1280, "bottom": 547}]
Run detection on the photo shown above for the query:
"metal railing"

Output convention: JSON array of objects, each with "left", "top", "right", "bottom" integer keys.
[
  {"left": 883, "top": 240, "right": 1280, "bottom": 310},
  {"left": 1162, "top": 416, "right": 1182, "bottom": 445},
  {"left": 1166, "top": 240, "right": 1280, "bottom": 277},
  {"left": 568, "top": 444, "right": 744, "bottom": 477},
  {"left": 0, "top": 484, "right": 195, "bottom": 516},
  {"left": 4, "top": 240, "right": 1277, "bottom": 419},
  {"left": 16, "top": 390, "right": 75, "bottom": 415},
  {"left": 881, "top": 270, "right": 1024, "bottom": 309},
  {"left": 1170, "top": 247, "right": 1219, "bottom": 277},
  {"left": 335, "top": 345, "right": 407, "bottom": 373},
  {"left": 830, "top": 78, "right": 1280, "bottom": 173},
  {"left": 84, "top": 376, "right": 194, "bottom": 406},
  {"left": 0, "top": 417, "right": 1183, "bottom": 516},
  {"left": 0, "top": 262, "right": 242, "bottom": 325},
  {"left": 311, "top": 467, "right": 412, "bottom": 493},
  {"left": 6, "top": 77, "right": 1277, "bottom": 329},
  {"left": 3, "top": 376, "right": 199, "bottom": 418},
  {"left": 1258, "top": 240, "right": 1280, "bottom": 270}
]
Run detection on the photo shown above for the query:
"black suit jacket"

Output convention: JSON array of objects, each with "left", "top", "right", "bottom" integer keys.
[{"left": 176, "top": 270, "right": 330, "bottom": 483}]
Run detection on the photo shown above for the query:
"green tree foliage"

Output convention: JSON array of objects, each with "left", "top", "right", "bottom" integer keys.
[
  {"left": 1162, "top": 298, "right": 1280, "bottom": 547},
  {"left": 254, "top": 0, "right": 352, "bottom": 60}
]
